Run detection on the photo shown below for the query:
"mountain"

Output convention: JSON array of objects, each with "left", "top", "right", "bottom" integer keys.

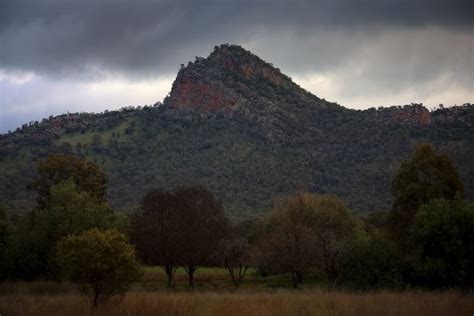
[{"left": 1, "top": 44, "right": 473, "bottom": 217}]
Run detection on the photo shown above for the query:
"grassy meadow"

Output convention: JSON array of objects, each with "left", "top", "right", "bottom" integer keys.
[
  {"left": 56, "top": 120, "right": 132, "bottom": 147},
  {"left": 1, "top": 267, "right": 473, "bottom": 316}
]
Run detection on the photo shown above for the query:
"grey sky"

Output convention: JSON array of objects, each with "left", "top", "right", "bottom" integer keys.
[{"left": 1, "top": 0, "right": 473, "bottom": 132}]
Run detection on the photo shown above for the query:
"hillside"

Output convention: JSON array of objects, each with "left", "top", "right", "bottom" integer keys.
[{"left": 1, "top": 44, "right": 473, "bottom": 217}]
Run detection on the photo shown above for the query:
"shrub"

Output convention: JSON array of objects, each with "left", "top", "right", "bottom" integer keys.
[{"left": 56, "top": 228, "right": 142, "bottom": 307}]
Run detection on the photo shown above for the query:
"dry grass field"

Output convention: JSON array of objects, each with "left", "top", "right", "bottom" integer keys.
[
  {"left": 1, "top": 290, "right": 473, "bottom": 316},
  {"left": 0, "top": 268, "right": 472, "bottom": 315}
]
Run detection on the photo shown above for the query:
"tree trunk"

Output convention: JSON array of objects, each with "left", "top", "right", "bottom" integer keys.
[
  {"left": 296, "top": 271, "right": 303, "bottom": 284},
  {"left": 187, "top": 265, "right": 196, "bottom": 288},
  {"left": 236, "top": 265, "right": 248, "bottom": 287},
  {"left": 291, "top": 271, "right": 299, "bottom": 289},
  {"left": 227, "top": 267, "right": 238, "bottom": 287},
  {"left": 164, "top": 264, "right": 175, "bottom": 288},
  {"left": 93, "top": 288, "right": 100, "bottom": 308}
]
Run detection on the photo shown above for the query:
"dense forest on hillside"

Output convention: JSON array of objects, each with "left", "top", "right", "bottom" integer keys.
[
  {"left": 1, "top": 45, "right": 473, "bottom": 217},
  {"left": 1, "top": 144, "right": 472, "bottom": 294}
]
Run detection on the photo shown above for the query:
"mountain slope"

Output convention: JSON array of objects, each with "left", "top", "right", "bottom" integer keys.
[{"left": 1, "top": 44, "right": 473, "bottom": 217}]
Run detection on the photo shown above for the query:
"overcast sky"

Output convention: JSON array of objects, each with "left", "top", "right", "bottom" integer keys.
[{"left": 1, "top": 0, "right": 473, "bottom": 133}]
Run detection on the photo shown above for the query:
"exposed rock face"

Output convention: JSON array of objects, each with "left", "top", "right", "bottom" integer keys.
[
  {"left": 389, "top": 105, "right": 432, "bottom": 126},
  {"left": 168, "top": 72, "right": 239, "bottom": 115},
  {"left": 164, "top": 44, "right": 329, "bottom": 122}
]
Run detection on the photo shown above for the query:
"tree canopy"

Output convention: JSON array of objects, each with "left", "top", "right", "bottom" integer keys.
[
  {"left": 389, "top": 144, "right": 464, "bottom": 242},
  {"left": 131, "top": 188, "right": 183, "bottom": 287},
  {"left": 30, "top": 154, "right": 107, "bottom": 210},
  {"left": 132, "top": 186, "right": 228, "bottom": 287},
  {"left": 260, "top": 192, "right": 357, "bottom": 289},
  {"left": 411, "top": 198, "right": 474, "bottom": 288},
  {"left": 56, "top": 228, "right": 142, "bottom": 307}
]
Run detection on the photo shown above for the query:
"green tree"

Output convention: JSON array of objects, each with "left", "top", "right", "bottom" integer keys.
[
  {"left": 341, "top": 232, "right": 403, "bottom": 290},
  {"left": 233, "top": 217, "right": 265, "bottom": 246},
  {"left": 259, "top": 192, "right": 356, "bottom": 289},
  {"left": 411, "top": 198, "right": 474, "bottom": 288},
  {"left": 388, "top": 144, "right": 464, "bottom": 244},
  {"left": 30, "top": 154, "right": 107, "bottom": 210},
  {"left": 310, "top": 194, "right": 357, "bottom": 290},
  {"left": 6, "top": 180, "right": 117, "bottom": 279},
  {"left": 56, "top": 228, "right": 142, "bottom": 307},
  {"left": 91, "top": 134, "right": 103, "bottom": 147},
  {"left": 91, "top": 134, "right": 103, "bottom": 153},
  {"left": 39, "top": 179, "right": 114, "bottom": 240},
  {"left": 0, "top": 203, "right": 9, "bottom": 280},
  {"left": 259, "top": 191, "right": 319, "bottom": 288},
  {"left": 363, "top": 210, "right": 389, "bottom": 235},
  {"left": 4, "top": 212, "right": 54, "bottom": 279}
]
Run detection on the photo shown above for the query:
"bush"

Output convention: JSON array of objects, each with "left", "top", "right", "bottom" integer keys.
[
  {"left": 56, "top": 228, "right": 142, "bottom": 307},
  {"left": 341, "top": 233, "right": 403, "bottom": 290},
  {"left": 411, "top": 199, "right": 474, "bottom": 288}
]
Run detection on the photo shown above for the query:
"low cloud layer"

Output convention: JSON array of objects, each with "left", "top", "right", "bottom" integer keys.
[{"left": 1, "top": 0, "right": 473, "bottom": 132}]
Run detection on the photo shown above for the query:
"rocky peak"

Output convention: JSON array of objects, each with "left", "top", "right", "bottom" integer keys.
[
  {"left": 163, "top": 44, "right": 324, "bottom": 119},
  {"left": 206, "top": 44, "right": 290, "bottom": 87}
]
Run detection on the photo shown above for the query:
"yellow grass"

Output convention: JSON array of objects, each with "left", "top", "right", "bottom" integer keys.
[{"left": 0, "top": 290, "right": 472, "bottom": 316}]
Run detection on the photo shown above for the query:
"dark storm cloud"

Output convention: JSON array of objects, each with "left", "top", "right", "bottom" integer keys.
[{"left": 1, "top": 0, "right": 473, "bottom": 78}]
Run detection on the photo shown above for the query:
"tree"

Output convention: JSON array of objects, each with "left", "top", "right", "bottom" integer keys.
[
  {"left": 30, "top": 154, "right": 107, "bottom": 210},
  {"left": 341, "top": 232, "right": 403, "bottom": 290},
  {"left": 0, "top": 203, "right": 9, "bottom": 280},
  {"left": 174, "top": 186, "right": 228, "bottom": 287},
  {"left": 363, "top": 210, "right": 389, "bottom": 235},
  {"left": 6, "top": 180, "right": 116, "bottom": 279},
  {"left": 259, "top": 192, "right": 356, "bottom": 289},
  {"left": 37, "top": 179, "right": 117, "bottom": 276},
  {"left": 388, "top": 144, "right": 464, "bottom": 243},
  {"left": 56, "top": 229, "right": 142, "bottom": 307},
  {"left": 131, "top": 189, "right": 183, "bottom": 287},
  {"left": 259, "top": 191, "right": 319, "bottom": 288},
  {"left": 216, "top": 218, "right": 264, "bottom": 287},
  {"left": 310, "top": 195, "right": 356, "bottom": 290},
  {"left": 2, "top": 212, "right": 48, "bottom": 280},
  {"left": 38, "top": 179, "right": 114, "bottom": 241},
  {"left": 91, "top": 134, "right": 103, "bottom": 153},
  {"left": 411, "top": 198, "right": 474, "bottom": 289},
  {"left": 133, "top": 186, "right": 228, "bottom": 288},
  {"left": 233, "top": 217, "right": 266, "bottom": 246},
  {"left": 216, "top": 233, "right": 252, "bottom": 287}
]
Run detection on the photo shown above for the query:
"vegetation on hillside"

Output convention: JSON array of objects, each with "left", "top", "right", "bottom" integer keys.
[
  {"left": 1, "top": 45, "right": 473, "bottom": 217},
  {"left": 1, "top": 143, "right": 472, "bottom": 308}
]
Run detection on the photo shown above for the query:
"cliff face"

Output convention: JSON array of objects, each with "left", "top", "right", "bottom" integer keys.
[
  {"left": 164, "top": 44, "right": 331, "bottom": 123},
  {"left": 391, "top": 105, "right": 432, "bottom": 126},
  {"left": 168, "top": 71, "right": 240, "bottom": 115}
]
